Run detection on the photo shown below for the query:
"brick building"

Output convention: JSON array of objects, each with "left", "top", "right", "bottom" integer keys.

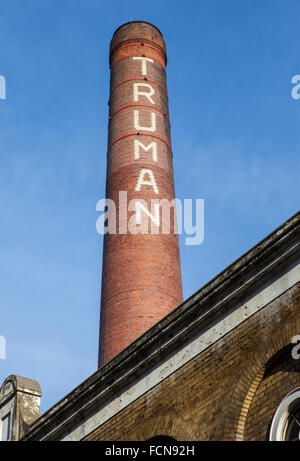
[{"left": 0, "top": 21, "right": 299, "bottom": 442}]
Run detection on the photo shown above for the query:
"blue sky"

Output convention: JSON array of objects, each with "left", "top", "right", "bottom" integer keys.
[{"left": 0, "top": 0, "right": 299, "bottom": 412}]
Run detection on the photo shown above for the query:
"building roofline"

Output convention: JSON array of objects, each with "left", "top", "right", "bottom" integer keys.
[{"left": 22, "top": 210, "right": 300, "bottom": 440}]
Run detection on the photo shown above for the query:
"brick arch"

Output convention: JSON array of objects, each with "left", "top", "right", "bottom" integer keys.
[
  {"left": 223, "top": 323, "right": 298, "bottom": 441},
  {"left": 244, "top": 345, "right": 300, "bottom": 440},
  {"left": 235, "top": 368, "right": 266, "bottom": 441},
  {"left": 126, "top": 415, "right": 196, "bottom": 441}
]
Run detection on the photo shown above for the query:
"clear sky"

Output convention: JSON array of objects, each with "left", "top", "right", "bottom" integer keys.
[{"left": 0, "top": 0, "right": 299, "bottom": 413}]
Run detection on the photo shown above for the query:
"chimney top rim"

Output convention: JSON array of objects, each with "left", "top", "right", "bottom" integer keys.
[{"left": 112, "top": 21, "right": 164, "bottom": 38}]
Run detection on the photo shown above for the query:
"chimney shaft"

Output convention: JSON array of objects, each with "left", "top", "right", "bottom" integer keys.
[{"left": 98, "top": 21, "right": 183, "bottom": 367}]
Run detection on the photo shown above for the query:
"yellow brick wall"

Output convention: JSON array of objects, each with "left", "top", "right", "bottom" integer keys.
[{"left": 85, "top": 282, "right": 300, "bottom": 441}]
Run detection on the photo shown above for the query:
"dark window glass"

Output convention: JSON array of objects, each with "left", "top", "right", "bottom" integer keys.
[{"left": 285, "top": 407, "right": 300, "bottom": 441}]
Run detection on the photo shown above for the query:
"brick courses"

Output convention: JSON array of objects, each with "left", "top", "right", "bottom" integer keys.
[
  {"left": 98, "top": 22, "right": 183, "bottom": 367},
  {"left": 89, "top": 283, "right": 300, "bottom": 440}
]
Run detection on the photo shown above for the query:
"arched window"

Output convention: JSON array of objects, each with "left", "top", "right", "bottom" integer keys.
[
  {"left": 269, "top": 388, "right": 300, "bottom": 441},
  {"left": 146, "top": 436, "right": 177, "bottom": 443}
]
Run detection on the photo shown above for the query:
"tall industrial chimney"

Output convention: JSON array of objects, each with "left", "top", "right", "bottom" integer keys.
[{"left": 98, "top": 21, "right": 183, "bottom": 367}]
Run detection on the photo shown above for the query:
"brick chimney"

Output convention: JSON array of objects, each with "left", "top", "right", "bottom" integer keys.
[{"left": 98, "top": 21, "right": 183, "bottom": 366}]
